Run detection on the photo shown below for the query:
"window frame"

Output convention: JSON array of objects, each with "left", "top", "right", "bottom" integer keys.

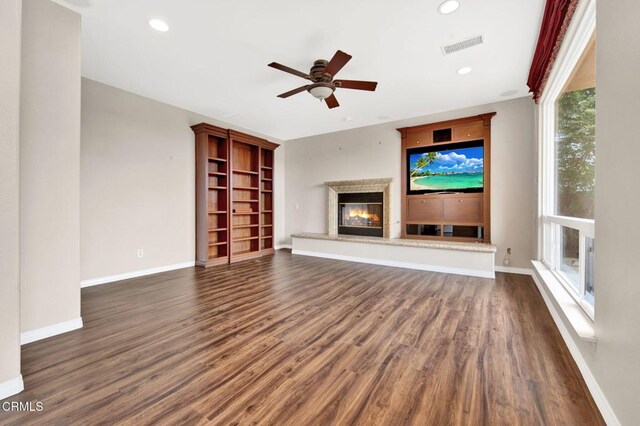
[{"left": 537, "top": 0, "right": 596, "bottom": 319}]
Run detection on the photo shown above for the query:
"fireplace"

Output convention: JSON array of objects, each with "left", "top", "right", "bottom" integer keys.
[
  {"left": 326, "top": 178, "right": 392, "bottom": 238},
  {"left": 338, "top": 192, "right": 383, "bottom": 237}
]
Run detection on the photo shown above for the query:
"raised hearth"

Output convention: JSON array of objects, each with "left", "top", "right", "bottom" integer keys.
[{"left": 291, "top": 233, "right": 497, "bottom": 278}]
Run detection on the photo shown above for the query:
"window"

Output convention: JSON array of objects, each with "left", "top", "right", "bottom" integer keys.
[{"left": 539, "top": 26, "right": 596, "bottom": 318}]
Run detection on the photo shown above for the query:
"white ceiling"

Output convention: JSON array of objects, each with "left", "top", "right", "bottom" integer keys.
[{"left": 56, "top": 0, "right": 543, "bottom": 140}]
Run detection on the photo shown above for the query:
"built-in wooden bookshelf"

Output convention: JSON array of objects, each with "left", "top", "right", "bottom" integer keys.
[
  {"left": 230, "top": 132, "right": 260, "bottom": 261},
  {"left": 192, "top": 124, "right": 278, "bottom": 267},
  {"left": 192, "top": 123, "right": 229, "bottom": 266},
  {"left": 260, "top": 148, "right": 274, "bottom": 251}
]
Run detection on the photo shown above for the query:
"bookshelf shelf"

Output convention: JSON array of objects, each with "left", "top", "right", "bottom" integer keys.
[
  {"left": 233, "top": 236, "right": 259, "bottom": 242},
  {"left": 208, "top": 241, "right": 227, "bottom": 247}
]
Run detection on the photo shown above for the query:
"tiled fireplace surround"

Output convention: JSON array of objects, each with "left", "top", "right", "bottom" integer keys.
[{"left": 326, "top": 178, "right": 393, "bottom": 239}]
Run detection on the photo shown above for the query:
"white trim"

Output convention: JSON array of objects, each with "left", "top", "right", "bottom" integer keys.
[
  {"left": 530, "top": 262, "right": 620, "bottom": 426},
  {"left": 537, "top": 0, "right": 597, "bottom": 321},
  {"left": 275, "top": 244, "right": 292, "bottom": 250},
  {"left": 20, "top": 317, "right": 83, "bottom": 345},
  {"left": 81, "top": 261, "right": 195, "bottom": 288},
  {"left": 0, "top": 376, "right": 24, "bottom": 400},
  {"left": 532, "top": 261, "right": 594, "bottom": 341},
  {"left": 292, "top": 249, "right": 495, "bottom": 279},
  {"left": 494, "top": 266, "right": 533, "bottom": 275},
  {"left": 545, "top": 215, "right": 595, "bottom": 239}
]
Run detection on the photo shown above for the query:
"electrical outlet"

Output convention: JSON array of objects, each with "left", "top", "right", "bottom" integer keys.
[
  {"left": 503, "top": 248, "right": 512, "bottom": 266},
  {"left": 137, "top": 249, "right": 144, "bottom": 258}
]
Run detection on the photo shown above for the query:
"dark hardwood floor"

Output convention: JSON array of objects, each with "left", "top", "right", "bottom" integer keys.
[{"left": 1, "top": 250, "right": 603, "bottom": 425}]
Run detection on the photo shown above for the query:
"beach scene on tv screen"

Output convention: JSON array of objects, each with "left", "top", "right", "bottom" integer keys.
[{"left": 409, "top": 146, "right": 484, "bottom": 191}]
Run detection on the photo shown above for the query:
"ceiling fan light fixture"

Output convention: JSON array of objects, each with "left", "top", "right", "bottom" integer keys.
[{"left": 308, "top": 84, "right": 334, "bottom": 100}]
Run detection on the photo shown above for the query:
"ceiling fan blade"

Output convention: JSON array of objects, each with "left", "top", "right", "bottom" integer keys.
[
  {"left": 325, "top": 93, "right": 340, "bottom": 109},
  {"left": 268, "top": 62, "right": 311, "bottom": 80},
  {"left": 335, "top": 80, "right": 378, "bottom": 91},
  {"left": 277, "top": 85, "right": 309, "bottom": 98},
  {"left": 324, "top": 50, "right": 352, "bottom": 77}
]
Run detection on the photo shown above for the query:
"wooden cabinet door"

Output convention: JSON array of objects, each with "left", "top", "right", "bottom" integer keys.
[
  {"left": 443, "top": 196, "right": 483, "bottom": 223},
  {"left": 407, "top": 198, "right": 442, "bottom": 222},
  {"left": 405, "top": 131, "right": 432, "bottom": 148},
  {"left": 453, "top": 123, "right": 483, "bottom": 141}
]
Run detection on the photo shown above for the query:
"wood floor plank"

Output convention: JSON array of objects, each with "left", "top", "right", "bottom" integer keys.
[{"left": 0, "top": 251, "right": 604, "bottom": 425}]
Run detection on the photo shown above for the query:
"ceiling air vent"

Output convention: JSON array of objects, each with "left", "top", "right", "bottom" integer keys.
[{"left": 441, "top": 35, "right": 484, "bottom": 55}]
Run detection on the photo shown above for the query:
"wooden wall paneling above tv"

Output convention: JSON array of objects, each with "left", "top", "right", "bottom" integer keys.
[
  {"left": 191, "top": 124, "right": 279, "bottom": 267},
  {"left": 397, "top": 113, "right": 495, "bottom": 243}
]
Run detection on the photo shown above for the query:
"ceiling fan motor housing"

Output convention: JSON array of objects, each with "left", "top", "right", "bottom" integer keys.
[{"left": 310, "top": 59, "right": 332, "bottom": 82}]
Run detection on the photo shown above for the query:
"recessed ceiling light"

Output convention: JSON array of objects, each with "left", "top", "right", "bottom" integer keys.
[
  {"left": 457, "top": 66, "right": 472, "bottom": 75},
  {"left": 149, "top": 19, "right": 169, "bottom": 32},
  {"left": 438, "top": 0, "right": 460, "bottom": 14}
]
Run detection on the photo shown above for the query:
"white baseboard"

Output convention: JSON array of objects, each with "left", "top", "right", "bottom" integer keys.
[
  {"left": 292, "top": 249, "right": 495, "bottom": 279},
  {"left": 0, "top": 375, "right": 24, "bottom": 400},
  {"left": 81, "top": 261, "right": 195, "bottom": 288},
  {"left": 530, "top": 269, "right": 620, "bottom": 426},
  {"left": 275, "top": 244, "right": 292, "bottom": 250},
  {"left": 494, "top": 266, "right": 533, "bottom": 275},
  {"left": 21, "top": 317, "right": 83, "bottom": 346}
]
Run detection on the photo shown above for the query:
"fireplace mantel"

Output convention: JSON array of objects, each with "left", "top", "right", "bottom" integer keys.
[{"left": 326, "top": 178, "right": 393, "bottom": 238}]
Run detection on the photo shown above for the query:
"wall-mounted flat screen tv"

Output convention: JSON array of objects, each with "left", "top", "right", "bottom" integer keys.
[{"left": 407, "top": 140, "right": 484, "bottom": 194}]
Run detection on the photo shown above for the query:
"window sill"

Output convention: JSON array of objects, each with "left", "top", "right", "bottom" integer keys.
[{"left": 531, "top": 261, "right": 596, "bottom": 343}]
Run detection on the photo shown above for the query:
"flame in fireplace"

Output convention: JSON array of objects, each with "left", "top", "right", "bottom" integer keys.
[{"left": 347, "top": 208, "right": 380, "bottom": 222}]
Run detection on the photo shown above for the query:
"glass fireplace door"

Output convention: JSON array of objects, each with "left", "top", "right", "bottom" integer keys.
[
  {"left": 339, "top": 203, "right": 383, "bottom": 228},
  {"left": 337, "top": 192, "right": 384, "bottom": 237}
]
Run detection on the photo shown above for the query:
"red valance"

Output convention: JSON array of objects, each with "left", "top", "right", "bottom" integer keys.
[{"left": 527, "top": 0, "right": 579, "bottom": 102}]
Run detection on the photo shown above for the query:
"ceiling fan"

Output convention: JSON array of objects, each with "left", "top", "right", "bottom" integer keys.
[{"left": 268, "top": 50, "right": 378, "bottom": 109}]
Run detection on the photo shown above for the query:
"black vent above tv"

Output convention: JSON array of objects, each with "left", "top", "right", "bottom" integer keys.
[{"left": 433, "top": 128, "right": 452, "bottom": 143}]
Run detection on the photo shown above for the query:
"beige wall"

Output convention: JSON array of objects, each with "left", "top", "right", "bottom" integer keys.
[
  {"left": 0, "top": 0, "right": 23, "bottom": 385},
  {"left": 590, "top": 0, "right": 640, "bottom": 422},
  {"left": 285, "top": 97, "right": 537, "bottom": 269},
  {"left": 81, "top": 79, "right": 285, "bottom": 281},
  {"left": 20, "top": 0, "right": 81, "bottom": 332}
]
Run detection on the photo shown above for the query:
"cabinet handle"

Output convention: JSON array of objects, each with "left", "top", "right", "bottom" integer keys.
[
  {"left": 421, "top": 200, "right": 426, "bottom": 204},
  {"left": 458, "top": 199, "right": 462, "bottom": 203}
]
